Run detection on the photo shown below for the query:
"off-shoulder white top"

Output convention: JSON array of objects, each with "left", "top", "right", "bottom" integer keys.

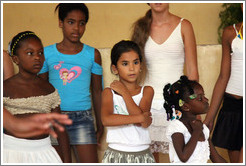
[{"left": 3, "top": 90, "right": 61, "bottom": 115}]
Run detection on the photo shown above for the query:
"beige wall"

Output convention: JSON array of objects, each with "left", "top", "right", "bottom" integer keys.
[
  {"left": 2, "top": 2, "right": 230, "bottom": 163},
  {"left": 3, "top": 2, "right": 223, "bottom": 50}
]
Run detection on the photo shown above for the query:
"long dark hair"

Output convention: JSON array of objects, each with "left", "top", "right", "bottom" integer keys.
[{"left": 131, "top": 9, "right": 152, "bottom": 84}]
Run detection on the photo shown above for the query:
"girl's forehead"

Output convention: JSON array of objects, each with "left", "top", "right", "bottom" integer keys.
[
  {"left": 66, "top": 9, "right": 85, "bottom": 19},
  {"left": 193, "top": 84, "right": 204, "bottom": 93},
  {"left": 119, "top": 51, "right": 139, "bottom": 60}
]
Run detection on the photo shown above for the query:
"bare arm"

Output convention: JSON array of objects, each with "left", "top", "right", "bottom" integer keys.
[
  {"left": 91, "top": 49, "right": 104, "bottom": 144},
  {"left": 3, "top": 50, "right": 15, "bottom": 80},
  {"left": 3, "top": 107, "right": 72, "bottom": 138},
  {"left": 101, "top": 88, "right": 149, "bottom": 126},
  {"left": 52, "top": 107, "right": 72, "bottom": 163},
  {"left": 172, "top": 120, "right": 203, "bottom": 162},
  {"left": 204, "top": 26, "right": 232, "bottom": 130},
  {"left": 209, "top": 139, "right": 227, "bottom": 163},
  {"left": 110, "top": 81, "right": 153, "bottom": 114},
  {"left": 181, "top": 19, "right": 199, "bottom": 81}
]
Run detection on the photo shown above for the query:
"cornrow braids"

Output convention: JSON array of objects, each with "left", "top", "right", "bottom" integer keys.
[
  {"left": 8, "top": 31, "right": 41, "bottom": 57},
  {"left": 163, "top": 75, "right": 199, "bottom": 121}
]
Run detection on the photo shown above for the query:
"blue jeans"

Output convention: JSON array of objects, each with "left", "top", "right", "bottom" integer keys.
[{"left": 51, "top": 110, "right": 97, "bottom": 145}]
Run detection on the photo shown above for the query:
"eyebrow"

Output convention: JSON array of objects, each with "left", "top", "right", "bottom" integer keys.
[{"left": 67, "top": 18, "right": 86, "bottom": 22}]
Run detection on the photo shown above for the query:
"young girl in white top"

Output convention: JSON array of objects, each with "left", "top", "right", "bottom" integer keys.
[
  {"left": 164, "top": 76, "right": 226, "bottom": 163},
  {"left": 204, "top": 4, "right": 243, "bottom": 163},
  {"left": 101, "top": 40, "right": 155, "bottom": 163}
]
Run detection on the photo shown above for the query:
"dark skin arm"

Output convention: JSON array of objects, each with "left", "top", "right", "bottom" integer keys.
[
  {"left": 91, "top": 49, "right": 104, "bottom": 145},
  {"left": 172, "top": 120, "right": 203, "bottom": 162},
  {"left": 209, "top": 138, "right": 227, "bottom": 163},
  {"left": 52, "top": 106, "right": 71, "bottom": 163},
  {"left": 204, "top": 25, "right": 234, "bottom": 131}
]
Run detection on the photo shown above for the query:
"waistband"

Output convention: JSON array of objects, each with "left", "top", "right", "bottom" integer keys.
[
  {"left": 224, "top": 92, "right": 243, "bottom": 101},
  {"left": 109, "top": 143, "right": 149, "bottom": 152},
  {"left": 62, "top": 109, "right": 91, "bottom": 113},
  {"left": 107, "top": 146, "right": 151, "bottom": 154},
  {"left": 3, "top": 134, "right": 52, "bottom": 151}
]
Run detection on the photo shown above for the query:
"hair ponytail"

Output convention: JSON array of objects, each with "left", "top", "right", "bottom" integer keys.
[{"left": 131, "top": 9, "right": 152, "bottom": 85}]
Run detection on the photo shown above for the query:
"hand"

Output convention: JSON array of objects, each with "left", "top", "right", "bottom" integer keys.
[
  {"left": 190, "top": 119, "right": 203, "bottom": 133},
  {"left": 190, "top": 119, "right": 205, "bottom": 141},
  {"left": 110, "top": 80, "right": 129, "bottom": 96},
  {"left": 203, "top": 116, "right": 214, "bottom": 132},
  {"left": 5, "top": 112, "right": 72, "bottom": 138},
  {"left": 141, "top": 111, "right": 152, "bottom": 128}
]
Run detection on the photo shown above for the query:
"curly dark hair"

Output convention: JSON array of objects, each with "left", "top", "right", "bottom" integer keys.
[{"left": 163, "top": 75, "right": 199, "bottom": 120}]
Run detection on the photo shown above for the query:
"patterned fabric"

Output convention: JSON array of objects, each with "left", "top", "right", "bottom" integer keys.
[
  {"left": 102, "top": 147, "right": 155, "bottom": 163},
  {"left": 3, "top": 90, "right": 60, "bottom": 115},
  {"left": 149, "top": 141, "right": 169, "bottom": 154}
]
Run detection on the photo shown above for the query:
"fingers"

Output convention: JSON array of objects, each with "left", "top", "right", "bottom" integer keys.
[
  {"left": 52, "top": 120, "right": 65, "bottom": 132},
  {"left": 44, "top": 113, "right": 73, "bottom": 126}
]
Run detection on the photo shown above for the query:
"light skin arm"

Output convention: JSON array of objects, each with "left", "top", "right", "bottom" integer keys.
[
  {"left": 91, "top": 49, "right": 104, "bottom": 145},
  {"left": 181, "top": 19, "right": 199, "bottom": 81},
  {"left": 171, "top": 120, "right": 203, "bottom": 162},
  {"left": 110, "top": 81, "right": 154, "bottom": 114},
  {"left": 3, "top": 107, "right": 72, "bottom": 138},
  {"left": 110, "top": 81, "right": 153, "bottom": 127},
  {"left": 101, "top": 88, "right": 150, "bottom": 126},
  {"left": 52, "top": 106, "right": 72, "bottom": 163},
  {"left": 204, "top": 26, "right": 232, "bottom": 131},
  {"left": 3, "top": 50, "right": 15, "bottom": 81}
]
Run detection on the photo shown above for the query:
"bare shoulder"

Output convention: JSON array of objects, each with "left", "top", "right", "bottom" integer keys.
[
  {"left": 94, "top": 48, "right": 102, "bottom": 65},
  {"left": 223, "top": 25, "right": 235, "bottom": 37},
  {"left": 143, "top": 86, "right": 154, "bottom": 96},
  {"left": 222, "top": 25, "right": 236, "bottom": 43},
  {"left": 3, "top": 76, "right": 17, "bottom": 97},
  {"left": 181, "top": 19, "right": 193, "bottom": 29},
  {"left": 37, "top": 77, "right": 55, "bottom": 93},
  {"left": 102, "top": 87, "right": 113, "bottom": 96}
]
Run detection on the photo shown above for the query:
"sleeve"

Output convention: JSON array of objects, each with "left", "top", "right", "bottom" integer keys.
[
  {"left": 91, "top": 61, "right": 103, "bottom": 75},
  {"left": 51, "top": 90, "right": 61, "bottom": 109},
  {"left": 166, "top": 120, "right": 186, "bottom": 142}
]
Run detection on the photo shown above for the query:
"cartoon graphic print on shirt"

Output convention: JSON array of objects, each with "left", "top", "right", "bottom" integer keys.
[
  {"left": 114, "top": 105, "right": 129, "bottom": 115},
  {"left": 54, "top": 61, "right": 82, "bottom": 85}
]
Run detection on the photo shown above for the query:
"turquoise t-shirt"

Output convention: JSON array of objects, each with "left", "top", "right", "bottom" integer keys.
[{"left": 39, "top": 43, "right": 102, "bottom": 111}]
